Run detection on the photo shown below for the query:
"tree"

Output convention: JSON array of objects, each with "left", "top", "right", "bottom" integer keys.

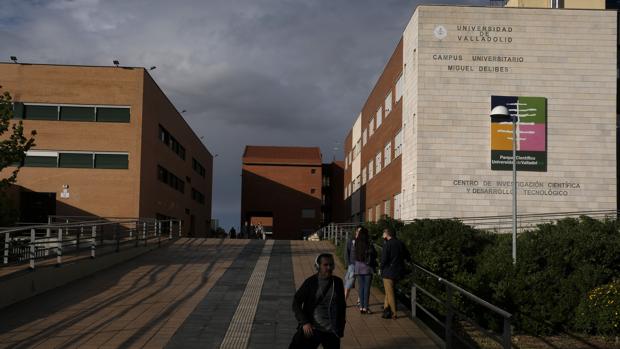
[{"left": 0, "top": 91, "right": 36, "bottom": 225}]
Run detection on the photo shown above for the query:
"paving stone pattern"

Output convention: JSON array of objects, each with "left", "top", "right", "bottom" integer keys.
[
  {"left": 247, "top": 240, "right": 297, "bottom": 349},
  {"left": 0, "top": 238, "right": 438, "bottom": 348},
  {"left": 165, "top": 240, "right": 265, "bottom": 349}
]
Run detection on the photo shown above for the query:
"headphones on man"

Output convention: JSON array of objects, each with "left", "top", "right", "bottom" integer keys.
[{"left": 315, "top": 253, "right": 335, "bottom": 272}]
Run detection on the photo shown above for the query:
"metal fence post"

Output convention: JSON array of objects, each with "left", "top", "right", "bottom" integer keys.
[
  {"left": 78, "top": 225, "right": 83, "bottom": 252},
  {"left": 115, "top": 223, "right": 120, "bottom": 252},
  {"left": 502, "top": 316, "right": 512, "bottom": 349},
  {"left": 157, "top": 221, "right": 161, "bottom": 247},
  {"left": 169, "top": 221, "right": 173, "bottom": 240},
  {"left": 411, "top": 284, "right": 417, "bottom": 319},
  {"left": 179, "top": 220, "right": 182, "bottom": 237},
  {"left": 91, "top": 226, "right": 96, "bottom": 258},
  {"left": 445, "top": 286, "right": 454, "bottom": 349},
  {"left": 30, "top": 228, "right": 35, "bottom": 270},
  {"left": 57, "top": 228, "right": 63, "bottom": 266},
  {"left": 4, "top": 232, "right": 9, "bottom": 265},
  {"left": 135, "top": 222, "right": 139, "bottom": 247}
]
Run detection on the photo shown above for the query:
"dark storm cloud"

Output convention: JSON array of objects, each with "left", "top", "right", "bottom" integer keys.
[{"left": 0, "top": 0, "right": 487, "bottom": 229}]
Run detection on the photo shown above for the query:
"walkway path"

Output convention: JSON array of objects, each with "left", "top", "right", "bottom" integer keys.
[{"left": 0, "top": 238, "right": 438, "bottom": 348}]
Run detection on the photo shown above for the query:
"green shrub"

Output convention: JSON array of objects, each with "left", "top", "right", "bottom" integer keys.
[{"left": 575, "top": 279, "right": 620, "bottom": 336}]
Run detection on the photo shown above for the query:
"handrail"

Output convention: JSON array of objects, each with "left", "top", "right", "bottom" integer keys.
[
  {"left": 0, "top": 218, "right": 177, "bottom": 234},
  {"left": 2, "top": 217, "right": 183, "bottom": 270},
  {"left": 320, "top": 222, "right": 513, "bottom": 349}
]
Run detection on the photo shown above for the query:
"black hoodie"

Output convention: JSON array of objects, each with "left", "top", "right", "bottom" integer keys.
[{"left": 292, "top": 274, "right": 346, "bottom": 337}]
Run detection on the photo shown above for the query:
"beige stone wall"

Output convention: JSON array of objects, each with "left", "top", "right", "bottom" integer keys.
[
  {"left": 505, "top": 0, "right": 605, "bottom": 9},
  {"left": 0, "top": 64, "right": 144, "bottom": 219},
  {"left": 402, "top": 6, "right": 616, "bottom": 219},
  {"left": 401, "top": 10, "right": 420, "bottom": 220}
]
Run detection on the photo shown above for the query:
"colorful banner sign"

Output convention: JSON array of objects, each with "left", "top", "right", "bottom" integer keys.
[{"left": 490, "top": 96, "right": 547, "bottom": 172}]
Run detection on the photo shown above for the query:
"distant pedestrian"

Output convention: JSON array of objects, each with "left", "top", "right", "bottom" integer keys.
[
  {"left": 344, "top": 226, "right": 360, "bottom": 303},
  {"left": 380, "top": 228, "right": 411, "bottom": 320},
  {"left": 354, "top": 227, "right": 377, "bottom": 314},
  {"left": 290, "top": 253, "right": 346, "bottom": 349},
  {"left": 229, "top": 227, "right": 236, "bottom": 239}
]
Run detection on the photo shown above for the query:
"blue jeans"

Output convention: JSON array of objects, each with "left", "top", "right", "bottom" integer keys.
[{"left": 357, "top": 274, "right": 372, "bottom": 309}]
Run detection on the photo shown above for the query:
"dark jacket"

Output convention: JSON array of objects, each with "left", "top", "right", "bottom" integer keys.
[
  {"left": 381, "top": 238, "right": 411, "bottom": 280},
  {"left": 345, "top": 238, "right": 354, "bottom": 266},
  {"left": 292, "top": 274, "right": 346, "bottom": 337},
  {"left": 355, "top": 243, "right": 378, "bottom": 272}
]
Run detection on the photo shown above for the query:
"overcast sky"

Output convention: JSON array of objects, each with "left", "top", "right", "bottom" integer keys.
[{"left": 1, "top": 0, "right": 487, "bottom": 230}]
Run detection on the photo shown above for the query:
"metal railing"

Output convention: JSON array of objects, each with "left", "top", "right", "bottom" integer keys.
[
  {"left": 1, "top": 217, "right": 182, "bottom": 270},
  {"left": 317, "top": 222, "right": 512, "bottom": 349}
]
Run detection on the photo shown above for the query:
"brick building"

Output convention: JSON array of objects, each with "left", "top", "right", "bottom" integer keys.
[
  {"left": 343, "top": 3, "right": 617, "bottom": 222},
  {"left": 0, "top": 63, "right": 213, "bottom": 236},
  {"left": 241, "top": 146, "right": 344, "bottom": 239}
]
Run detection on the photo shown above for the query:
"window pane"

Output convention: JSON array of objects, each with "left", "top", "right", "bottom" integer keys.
[
  {"left": 24, "top": 105, "right": 58, "bottom": 120},
  {"left": 59, "top": 153, "right": 93, "bottom": 168},
  {"left": 24, "top": 156, "right": 57, "bottom": 167},
  {"left": 60, "top": 106, "right": 95, "bottom": 121},
  {"left": 13, "top": 102, "right": 24, "bottom": 119},
  {"left": 97, "top": 108, "right": 130, "bottom": 123},
  {"left": 95, "top": 154, "right": 128, "bottom": 169}
]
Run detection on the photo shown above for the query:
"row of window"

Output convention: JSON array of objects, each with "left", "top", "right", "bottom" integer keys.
[
  {"left": 13, "top": 103, "right": 130, "bottom": 123},
  {"left": 344, "top": 129, "right": 403, "bottom": 198},
  {"left": 19, "top": 151, "right": 128, "bottom": 169},
  {"left": 191, "top": 188, "right": 205, "bottom": 205},
  {"left": 345, "top": 74, "right": 403, "bottom": 167},
  {"left": 192, "top": 158, "right": 206, "bottom": 178},
  {"left": 157, "top": 165, "right": 185, "bottom": 193},
  {"left": 159, "top": 125, "right": 186, "bottom": 160},
  {"left": 366, "top": 192, "right": 402, "bottom": 222}
]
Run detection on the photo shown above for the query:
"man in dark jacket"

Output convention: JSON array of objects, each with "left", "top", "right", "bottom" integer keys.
[
  {"left": 290, "top": 253, "right": 346, "bottom": 349},
  {"left": 380, "top": 228, "right": 411, "bottom": 319}
]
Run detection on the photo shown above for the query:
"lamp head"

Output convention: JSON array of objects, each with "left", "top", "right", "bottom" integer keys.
[
  {"left": 490, "top": 105, "right": 509, "bottom": 118},
  {"left": 113, "top": 60, "right": 120, "bottom": 67}
]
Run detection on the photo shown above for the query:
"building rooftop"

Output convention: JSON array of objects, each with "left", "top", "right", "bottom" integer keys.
[{"left": 243, "top": 145, "right": 322, "bottom": 165}]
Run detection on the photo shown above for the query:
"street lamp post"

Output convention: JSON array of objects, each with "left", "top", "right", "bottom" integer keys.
[{"left": 491, "top": 105, "right": 517, "bottom": 265}]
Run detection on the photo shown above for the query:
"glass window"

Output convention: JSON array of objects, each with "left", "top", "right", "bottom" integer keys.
[
  {"left": 384, "top": 142, "right": 392, "bottom": 166},
  {"left": 375, "top": 204, "right": 381, "bottom": 221},
  {"left": 24, "top": 105, "right": 58, "bottom": 120},
  {"left": 369, "top": 118, "right": 375, "bottom": 137},
  {"left": 60, "top": 106, "right": 95, "bottom": 121},
  {"left": 384, "top": 91, "right": 393, "bottom": 116},
  {"left": 12, "top": 102, "right": 24, "bottom": 119},
  {"left": 394, "top": 129, "right": 403, "bottom": 158},
  {"left": 368, "top": 160, "right": 374, "bottom": 180},
  {"left": 23, "top": 156, "right": 57, "bottom": 167},
  {"left": 362, "top": 129, "right": 367, "bottom": 146},
  {"left": 59, "top": 153, "right": 93, "bottom": 168},
  {"left": 384, "top": 199, "right": 391, "bottom": 217},
  {"left": 395, "top": 74, "right": 403, "bottom": 102},
  {"left": 376, "top": 107, "right": 382, "bottom": 128},
  {"left": 95, "top": 154, "right": 128, "bottom": 169},
  {"left": 97, "top": 107, "right": 130, "bottom": 123},
  {"left": 375, "top": 152, "right": 382, "bottom": 174},
  {"left": 301, "top": 209, "right": 315, "bottom": 218},
  {"left": 368, "top": 208, "right": 373, "bottom": 222}
]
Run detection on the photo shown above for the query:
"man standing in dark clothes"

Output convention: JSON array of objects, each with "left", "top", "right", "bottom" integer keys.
[
  {"left": 380, "top": 228, "right": 411, "bottom": 319},
  {"left": 290, "top": 253, "right": 346, "bottom": 349}
]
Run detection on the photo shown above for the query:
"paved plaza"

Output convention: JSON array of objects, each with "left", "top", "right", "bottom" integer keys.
[{"left": 0, "top": 238, "right": 438, "bottom": 348}]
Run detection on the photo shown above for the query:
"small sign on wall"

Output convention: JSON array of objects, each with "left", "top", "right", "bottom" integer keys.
[{"left": 60, "top": 184, "right": 70, "bottom": 199}]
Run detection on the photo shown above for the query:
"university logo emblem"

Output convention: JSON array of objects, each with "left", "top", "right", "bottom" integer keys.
[
  {"left": 490, "top": 96, "right": 547, "bottom": 172},
  {"left": 433, "top": 25, "right": 447, "bottom": 40}
]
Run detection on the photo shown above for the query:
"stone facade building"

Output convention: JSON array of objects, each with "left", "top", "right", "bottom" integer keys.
[{"left": 344, "top": 3, "right": 617, "bottom": 222}]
